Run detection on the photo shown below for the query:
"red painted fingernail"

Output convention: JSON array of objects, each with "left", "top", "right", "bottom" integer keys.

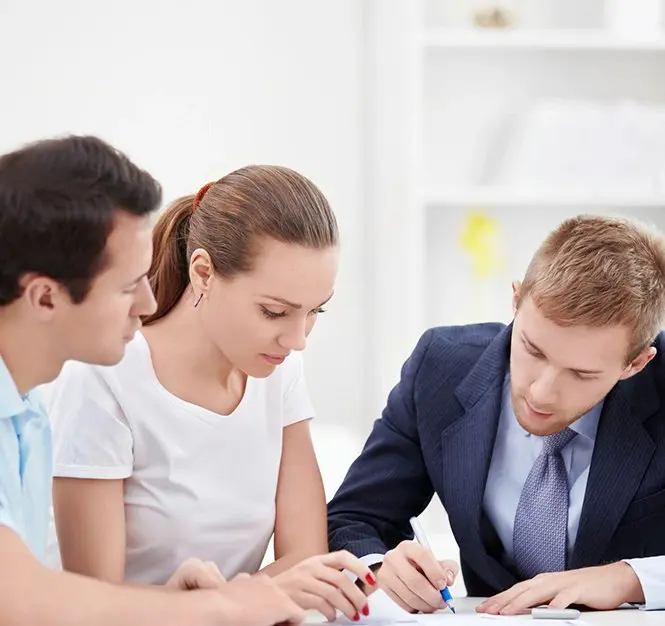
[
  {"left": 353, "top": 613, "right": 360, "bottom": 621},
  {"left": 362, "top": 605, "right": 369, "bottom": 616},
  {"left": 365, "top": 573, "right": 376, "bottom": 586}
]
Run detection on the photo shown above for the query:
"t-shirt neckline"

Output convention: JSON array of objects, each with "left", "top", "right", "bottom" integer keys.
[{"left": 134, "top": 330, "right": 254, "bottom": 425}]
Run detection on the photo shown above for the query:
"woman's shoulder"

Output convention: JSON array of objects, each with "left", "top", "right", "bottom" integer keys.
[
  {"left": 56, "top": 331, "right": 151, "bottom": 391},
  {"left": 44, "top": 332, "right": 157, "bottom": 428}
]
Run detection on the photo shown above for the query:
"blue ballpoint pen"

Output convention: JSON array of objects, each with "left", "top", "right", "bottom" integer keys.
[{"left": 409, "top": 516, "right": 456, "bottom": 615}]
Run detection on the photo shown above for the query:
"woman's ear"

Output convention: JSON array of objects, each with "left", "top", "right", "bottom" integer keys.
[{"left": 189, "top": 248, "right": 213, "bottom": 298}]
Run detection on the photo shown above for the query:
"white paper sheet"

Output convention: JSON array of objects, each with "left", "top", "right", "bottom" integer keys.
[
  {"left": 303, "top": 590, "right": 588, "bottom": 625},
  {"left": 304, "top": 591, "right": 586, "bottom": 625},
  {"left": 417, "top": 616, "right": 585, "bottom": 625},
  {"left": 334, "top": 590, "right": 418, "bottom": 624}
]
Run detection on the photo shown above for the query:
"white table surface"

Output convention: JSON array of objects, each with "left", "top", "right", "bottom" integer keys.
[{"left": 304, "top": 596, "right": 664, "bottom": 624}]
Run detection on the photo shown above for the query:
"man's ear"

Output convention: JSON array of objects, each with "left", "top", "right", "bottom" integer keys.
[
  {"left": 20, "top": 274, "right": 68, "bottom": 321},
  {"left": 512, "top": 281, "right": 521, "bottom": 316},
  {"left": 620, "top": 345, "right": 657, "bottom": 380}
]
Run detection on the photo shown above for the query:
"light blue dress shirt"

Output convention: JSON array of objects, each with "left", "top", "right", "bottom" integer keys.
[
  {"left": 483, "top": 375, "right": 665, "bottom": 610},
  {"left": 483, "top": 375, "right": 602, "bottom": 564},
  {"left": 0, "top": 357, "right": 52, "bottom": 562}
]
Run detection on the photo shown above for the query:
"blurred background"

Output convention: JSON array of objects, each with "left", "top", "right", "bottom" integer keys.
[{"left": 5, "top": 0, "right": 665, "bottom": 592}]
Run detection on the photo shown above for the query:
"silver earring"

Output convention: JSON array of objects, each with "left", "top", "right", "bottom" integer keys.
[{"left": 194, "top": 293, "right": 203, "bottom": 308}]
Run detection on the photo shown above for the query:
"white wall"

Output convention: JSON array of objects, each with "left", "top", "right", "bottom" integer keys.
[{"left": 0, "top": 0, "right": 368, "bottom": 429}]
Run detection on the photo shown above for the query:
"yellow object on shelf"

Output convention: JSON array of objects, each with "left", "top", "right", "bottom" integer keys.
[{"left": 459, "top": 210, "right": 504, "bottom": 280}]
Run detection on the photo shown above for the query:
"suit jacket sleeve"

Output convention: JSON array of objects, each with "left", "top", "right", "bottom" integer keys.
[{"left": 328, "top": 329, "right": 437, "bottom": 558}]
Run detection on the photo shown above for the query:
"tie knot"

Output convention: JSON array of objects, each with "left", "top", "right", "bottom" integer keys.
[{"left": 542, "top": 428, "right": 577, "bottom": 455}]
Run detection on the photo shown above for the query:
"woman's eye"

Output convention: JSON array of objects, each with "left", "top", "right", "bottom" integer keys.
[{"left": 260, "top": 306, "right": 287, "bottom": 319}]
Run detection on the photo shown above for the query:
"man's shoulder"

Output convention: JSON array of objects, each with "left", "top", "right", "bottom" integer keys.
[
  {"left": 423, "top": 322, "right": 506, "bottom": 354},
  {"left": 411, "top": 322, "right": 508, "bottom": 381}
]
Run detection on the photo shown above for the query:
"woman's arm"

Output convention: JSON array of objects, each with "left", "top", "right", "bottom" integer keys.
[
  {"left": 252, "top": 420, "right": 376, "bottom": 622},
  {"left": 54, "top": 477, "right": 127, "bottom": 582},
  {"left": 260, "top": 420, "right": 327, "bottom": 577},
  {"left": 54, "top": 477, "right": 232, "bottom": 591}
]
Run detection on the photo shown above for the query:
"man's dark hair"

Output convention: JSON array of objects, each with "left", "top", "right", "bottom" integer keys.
[{"left": 0, "top": 135, "right": 162, "bottom": 305}]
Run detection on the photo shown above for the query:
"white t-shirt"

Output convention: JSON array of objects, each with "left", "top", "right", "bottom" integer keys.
[{"left": 48, "top": 331, "right": 314, "bottom": 584}]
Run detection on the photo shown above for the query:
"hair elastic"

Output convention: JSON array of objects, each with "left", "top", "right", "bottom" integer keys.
[{"left": 192, "top": 182, "right": 214, "bottom": 212}]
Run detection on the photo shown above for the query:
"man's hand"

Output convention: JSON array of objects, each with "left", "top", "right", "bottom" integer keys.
[
  {"left": 166, "top": 557, "right": 226, "bottom": 590},
  {"left": 375, "top": 541, "right": 460, "bottom": 614},
  {"left": 476, "top": 562, "right": 645, "bottom": 615},
  {"left": 218, "top": 573, "right": 306, "bottom": 626}
]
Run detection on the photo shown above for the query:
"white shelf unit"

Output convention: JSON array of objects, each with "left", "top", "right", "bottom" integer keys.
[
  {"left": 364, "top": 0, "right": 665, "bottom": 562},
  {"left": 419, "top": 28, "right": 665, "bottom": 51},
  {"left": 365, "top": 1, "right": 665, "bottom": 419},
  {"left": 421, "top": 188, "right": 665, "bottom": 209}
]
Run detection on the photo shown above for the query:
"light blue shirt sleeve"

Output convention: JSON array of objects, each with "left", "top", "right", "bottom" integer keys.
[
  {"left": 0, "top": 362, "right": 52, "bottom": 561},
  {"left": 0, "top": 493, "right": 18, "bottom": 533},
  {"left": 625, "top": 557, "right": 665, "bottom": 610},
  {"left": 0, "top": 420, "right": 20, "bottom": 535},
  {"left": 0, "top": 396, "right": 52, "bottom": 560}
]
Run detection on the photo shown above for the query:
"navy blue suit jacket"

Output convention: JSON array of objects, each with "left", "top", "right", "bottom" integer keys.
[{"left": 328, "top": 324, "right": 665, "bottom": 597}]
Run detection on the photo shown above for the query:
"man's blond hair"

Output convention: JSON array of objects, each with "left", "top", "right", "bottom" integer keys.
[{"left": 517, "top": 215, "right": 665, "bottom": 360}]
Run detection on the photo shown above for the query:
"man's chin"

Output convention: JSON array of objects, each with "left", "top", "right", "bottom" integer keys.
[
  {"left": 77, "top": 345, "right": 128, "bottom": 368},
  {"left": 515, "top": 413, "right": 566, "bottom": 437}
]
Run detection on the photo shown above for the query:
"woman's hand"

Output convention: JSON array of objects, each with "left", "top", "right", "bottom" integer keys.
[
  {"left": 274, "top": 551, "right": 377, "bottom": 622},
  {"left": 166, "top": 557, "right": 226, "bottom": 590}
]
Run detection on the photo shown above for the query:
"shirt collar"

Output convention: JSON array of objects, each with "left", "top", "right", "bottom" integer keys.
[
  {"left": 0, "top": 356, "right": 27, "bottom": 419},
  {"left": 569, "top": 399, "right": 603, "bottom": 441},
  {"left": 502, "top": 373, "right": 603, "bottom": 442}
]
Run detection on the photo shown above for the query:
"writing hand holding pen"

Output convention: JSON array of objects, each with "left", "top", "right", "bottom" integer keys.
[
  {"left": 365, "top": 518, "right": 460, "bottom": 615},
  {"left": 409, "top": 517, "right": 456, "bottom": 614}
]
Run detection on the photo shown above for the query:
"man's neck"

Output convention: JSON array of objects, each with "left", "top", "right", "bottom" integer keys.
[{"left": 0, "top": 318, "right": 62, "bottom": 395}]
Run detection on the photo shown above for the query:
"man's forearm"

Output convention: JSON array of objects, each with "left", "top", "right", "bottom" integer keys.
[{"left": 2, "top": 555, "right": 219, "bottom": 626}]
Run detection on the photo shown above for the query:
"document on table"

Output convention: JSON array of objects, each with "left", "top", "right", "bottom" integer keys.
[
  {"left": 332, "top": 590, "right": 418, "bottom": 623},
  {"left": 304, "top": 590, "right": 586, "bottom": 625}
]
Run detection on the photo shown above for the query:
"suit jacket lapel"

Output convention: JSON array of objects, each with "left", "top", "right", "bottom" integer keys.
[
  {"left": 571, "top": 371, "right": 658, "bottom": 569},
  {"left": 440, "top": 325, "right": 517, "bottom": 591}
]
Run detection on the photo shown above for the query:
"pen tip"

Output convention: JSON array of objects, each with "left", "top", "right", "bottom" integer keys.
[{"left": 450, "top": 606, "right": 456, "bottom": 614}]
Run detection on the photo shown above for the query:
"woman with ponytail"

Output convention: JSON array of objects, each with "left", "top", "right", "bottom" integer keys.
[{"left": 47, "top": 165, "right": 376, "bottom": 622}]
